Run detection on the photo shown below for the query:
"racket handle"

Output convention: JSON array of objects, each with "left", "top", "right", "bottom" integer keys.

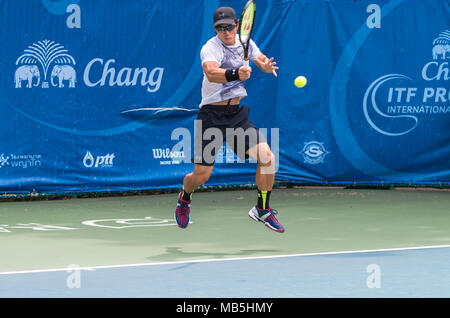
[{"left": 243, "top": 59, "right": 249, "bottom": 68}]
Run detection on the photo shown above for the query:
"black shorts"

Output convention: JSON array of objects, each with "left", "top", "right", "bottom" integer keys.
[{"left": 193, "top": 104, "right": 266, "bottom": 166}]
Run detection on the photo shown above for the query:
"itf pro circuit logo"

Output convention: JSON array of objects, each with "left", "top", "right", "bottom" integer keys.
[
  {"left": 15, "top": 40, "right": 76, "bottom": 89},
  {"left": 363, "top": 30, "right": 450, "bottom": 136}
]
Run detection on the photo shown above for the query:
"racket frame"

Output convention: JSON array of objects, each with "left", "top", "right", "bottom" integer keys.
[{"left": 238, "top": 0, "right": 256, "bottom": 67}]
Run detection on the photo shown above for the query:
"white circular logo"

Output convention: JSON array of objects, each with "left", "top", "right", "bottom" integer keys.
[{"left": 300, "top": 141, "right": 329, "bottom": 165}]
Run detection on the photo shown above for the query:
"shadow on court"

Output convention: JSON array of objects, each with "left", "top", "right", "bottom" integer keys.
[{"left": 149, "top": 247, "right": 280, "bottom": 262}]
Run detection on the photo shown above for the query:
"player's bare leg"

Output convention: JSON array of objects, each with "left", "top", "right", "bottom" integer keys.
[
  {"left": 247, "top": 142, "right": 275, "bottom": 191},
  {"left": 247, "top": 142, "right": 285, "bottom": 233},
  {"left": 183, "top": 164, "right": 214, "bottom": 194}
]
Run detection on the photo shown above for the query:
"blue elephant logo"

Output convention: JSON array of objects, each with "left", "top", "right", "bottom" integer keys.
[
  {"left": 432, "top": 30, "right": 450, "bottom": 60},
  {"left": 15, "top": 39, "right": 76, "bottom": 88}
]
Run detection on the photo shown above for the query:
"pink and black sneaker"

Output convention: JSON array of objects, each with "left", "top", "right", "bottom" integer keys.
[
  {"left": 175, "top": 192, "right": 191, "bottom": 229},
  {"left": 248, "top": 206, "right": 285, "bottom": 233}
]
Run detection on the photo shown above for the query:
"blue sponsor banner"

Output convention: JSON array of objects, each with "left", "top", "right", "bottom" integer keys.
[
  {"left": 276, "top": 0, "right": 450, "bottom": 185},
  {"left": 0, "top": 0, "right": 449, "bottom": 193}
]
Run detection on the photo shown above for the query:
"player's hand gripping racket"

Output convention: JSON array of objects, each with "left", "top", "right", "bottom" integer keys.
[{"left": 239, "top": 0, "right": 256, "bottom": 68}]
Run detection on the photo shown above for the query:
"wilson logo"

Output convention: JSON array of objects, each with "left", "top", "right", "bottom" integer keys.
[{"left": 152, "top": 148, "right": 185, "bottom": 166}]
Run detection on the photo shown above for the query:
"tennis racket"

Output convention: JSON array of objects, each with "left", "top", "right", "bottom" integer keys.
[{"left": 238, "top": 0, "right": 256, "bottom": 68}]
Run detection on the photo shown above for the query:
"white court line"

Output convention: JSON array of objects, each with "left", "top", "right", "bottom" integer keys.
[{"left": 1, "top": 244, "right": 450, "bottom": 276}]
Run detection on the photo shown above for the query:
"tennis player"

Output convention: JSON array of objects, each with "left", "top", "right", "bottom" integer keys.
[{"left": 175, "top": 6, "right": 284, "bottom": 233}]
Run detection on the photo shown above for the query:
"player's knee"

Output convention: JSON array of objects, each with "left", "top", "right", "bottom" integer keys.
[{"left": 259, "top": 149, "right": 275, "bottom": 167}]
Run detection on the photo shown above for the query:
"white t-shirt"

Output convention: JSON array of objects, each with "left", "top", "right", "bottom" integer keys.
[{"left": 199, "top": 34, "right": 261, "bottom": 107}]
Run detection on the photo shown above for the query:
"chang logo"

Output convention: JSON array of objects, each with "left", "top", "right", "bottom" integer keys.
[
  {"left": 432, "top": 30, "right": 450, "bottom": 60},
  {"left": 15, "top": 39, "right": 76, "bottom": 89},
  {"left": 83, "top": 58, "right": 164, "bottom": 93},
  {"left": 15, "top": 39, "right": 164, "bottom": 93},
  {"left": 300, "top": 141, "right": 329, "bottom": 165},
  {"left": 363, "top": 29, "right": 450, "bottom": 137}
]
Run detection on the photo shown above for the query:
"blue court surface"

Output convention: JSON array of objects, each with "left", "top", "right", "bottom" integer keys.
[{"left": 1, "top": 245, "right": 449, "bottom": 298}]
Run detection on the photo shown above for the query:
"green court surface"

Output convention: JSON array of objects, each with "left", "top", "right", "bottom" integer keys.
[{"left": 1, "top": 187, "right": 449, "bottom": 273}]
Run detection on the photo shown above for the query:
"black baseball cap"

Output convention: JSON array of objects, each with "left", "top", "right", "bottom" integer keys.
[{"left": 213, "top": 7, "right": 237, "bottom": 27}]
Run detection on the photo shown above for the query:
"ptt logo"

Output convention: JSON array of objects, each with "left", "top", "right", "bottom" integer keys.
[
  {"left": 300, "top": 141, "right": 329, "bottom": 165},
  {"left": 15, "top": 40, "right": 76, "bottom": 89},
  {"left": 83, "top": 151, "right": 115, "bottom": 168}
]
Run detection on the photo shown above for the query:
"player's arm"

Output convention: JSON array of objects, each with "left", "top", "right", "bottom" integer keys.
[
  {"left": 202, "top": 61, "right": 251, "bottom": 83},
  {"left": 252, "top": 53, "right": 278, "bottom": 76}
]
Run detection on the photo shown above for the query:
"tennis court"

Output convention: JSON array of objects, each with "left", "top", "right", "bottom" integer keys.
[
  {"left": 1, "top": 187, "right": 449, "bottom": 297},
  {"left": 1, "top": 0, "right": 450, "bottom": 303}
]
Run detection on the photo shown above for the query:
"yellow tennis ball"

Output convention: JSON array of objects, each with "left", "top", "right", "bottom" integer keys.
[{"left": 294, "top": 76, "right": 307, "bottom": 88}]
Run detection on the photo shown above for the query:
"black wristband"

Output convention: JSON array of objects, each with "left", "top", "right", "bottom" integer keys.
[{"left": 225, "top": 68, "right": 240, "bottom": 82}]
